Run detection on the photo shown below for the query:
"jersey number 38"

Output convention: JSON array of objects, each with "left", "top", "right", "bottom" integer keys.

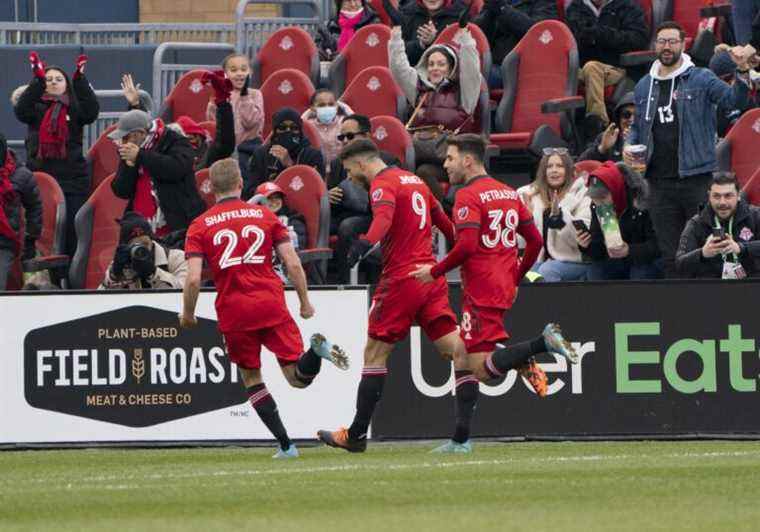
[{"left": 482, "top": 209, "right": 518, "bottom": 249}]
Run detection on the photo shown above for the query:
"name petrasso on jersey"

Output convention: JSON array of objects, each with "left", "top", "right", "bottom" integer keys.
[{"left": 478, "top": 189, "right": 519, "bottom": 203}]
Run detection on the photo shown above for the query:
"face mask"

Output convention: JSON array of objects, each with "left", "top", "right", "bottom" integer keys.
[
  {"left": 273, "top": 132, "right": 301, "bottom": 154},
  {"left": 316, "top": 106, "right": 338, "bottom": 124}
]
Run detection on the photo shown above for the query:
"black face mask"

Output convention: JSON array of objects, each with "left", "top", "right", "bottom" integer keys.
[{"left": 273, "top": 132, "right": 302, "bottom": 155}]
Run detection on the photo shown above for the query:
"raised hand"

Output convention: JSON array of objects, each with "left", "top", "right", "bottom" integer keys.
[
  {"left": 121, "top": 74, "right": 142, "bottom": 107},
  {"left": 74, "top": 54, "right": 88, "bottom": 79},
  {"left": 29, "top": 51, "right": 46, "bottom": 79}
]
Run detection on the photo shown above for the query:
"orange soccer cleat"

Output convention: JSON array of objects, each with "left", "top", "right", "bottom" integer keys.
[
  {"left": 519, "top": 358, "right": 548, "bottom": 398},
  {"left": 317, "top": 427, "right": 367, "bottom": 453}
]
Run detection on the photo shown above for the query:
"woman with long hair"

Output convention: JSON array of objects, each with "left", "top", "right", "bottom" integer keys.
[{"left": 517, "top": 148, "right": 591, "bottom": 282}]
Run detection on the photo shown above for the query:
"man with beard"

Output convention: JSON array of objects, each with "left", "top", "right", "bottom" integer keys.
[
  {"left": 625, "top": 21, "right": 756, "bottom": 278},
  {"left": 246, "top": 108, "right": 325, "bottom": 199},
  {"left": 676, "top": 172, "right": 760, "bottom": 279}
]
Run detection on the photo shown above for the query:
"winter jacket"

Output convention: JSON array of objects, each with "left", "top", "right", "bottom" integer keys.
[
  {"left": 565, "top": 0, "right": 649, "bottom": 68},
  {"left": 316, "top": 6, "right": 382, "bottom": 60},
  {"left": 14, "top": 75, "right": 100, "bottom": 195},
  {"left": 751, "top": 11, "right": 760, "bottom": 51},
  {"left": 400, "top": 0, "right": 467, "bottom": 66},
  {"left": 628, "top": 55, "right": 751, "bottom": 177},
  {"left": 676, "top": 201, "right": 760, "bottom": 278},
  {"left": 206, "top": 89, "right": 264, "bottom": 147},
  {"left": 111, "top": 128, "right": 206, "bottom": 233},
  {"left": 390, "top": 28, "right": 481, "bottom": 130},
  {"left": 183, "top": 100, "right": 236, "bottom": 171},
  {"left": 578, "top": 91, "right": 634, "bottom": 162},
  {"left": 329, "top": 151, "right": 401, "bottom": 222},
  {"left": 475, "top": 0, "right": 557, "bottom": 65},
  {"left": 99, "top": 241, "right": 188, "bottom": 290},
  {"left": 301, "top": 101, "right": 355, "bottom": 169},
  {"left": 517, "top": 177, "right": 592, "bottom": 263},
  {"left": 246, "top": 138, "right": 326, "bottom": 200},
  {"left": 0, "top": 155, "right": 42, "bottom": 252}
]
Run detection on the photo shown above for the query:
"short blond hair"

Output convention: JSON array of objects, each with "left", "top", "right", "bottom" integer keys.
[{"left": 209, "top": 158, "right": 242, "bottom": 195}]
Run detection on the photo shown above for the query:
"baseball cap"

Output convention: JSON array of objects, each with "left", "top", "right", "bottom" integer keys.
[
  {"left": 118, "top": 211, "right": 153, "bottom": 244},
  {"left": 108, "top": 110, "right": 152, "bottom": 141},
  {"left": 255, "top": 182, "right": 285, "bottom": 198}
]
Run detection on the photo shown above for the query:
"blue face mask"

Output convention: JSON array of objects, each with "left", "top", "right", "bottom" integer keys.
[{"left": 316, "top": 105, "right": 338, "bottom": 124}]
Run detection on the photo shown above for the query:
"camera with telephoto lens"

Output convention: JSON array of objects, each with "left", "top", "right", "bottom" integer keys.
[{"left": 128, "top": 242, "right": 152, "bottom": 269}]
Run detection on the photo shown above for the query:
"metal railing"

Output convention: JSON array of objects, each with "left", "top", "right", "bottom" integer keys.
[
  {"left": 235, "top": 0, "right": 322, "bottom": 58},
  {"left": 83, "top": 89, "right": 155, "bottom": 152},
  {"left": 0, "top": 23, "right": 237, "bottom": 46},
  {"left": 151, "top": 42, "right": 235, "bottom": 110}
]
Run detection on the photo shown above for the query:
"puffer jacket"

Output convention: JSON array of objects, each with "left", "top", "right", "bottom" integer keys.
[{"left": 518, "top": 177, "right": 592, "bottom": 263}]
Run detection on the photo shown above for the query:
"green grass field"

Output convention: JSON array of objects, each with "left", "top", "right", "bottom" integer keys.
[{"left": 2, "top": 440, "right": 760, "bottom": 531}]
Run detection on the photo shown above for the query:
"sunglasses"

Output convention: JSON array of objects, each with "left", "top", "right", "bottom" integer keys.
[
  {"left": 542, "top": 147, "right": 569, "bottom": 156},
  {"left": 337, "top": 131, "right": 368, "bottom": 142},
  {"left": 620, "top": 110, "right": 634, "bottom": 119}
]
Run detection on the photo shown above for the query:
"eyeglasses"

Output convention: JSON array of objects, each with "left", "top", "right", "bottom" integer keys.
[
  {"left": 275, "top": 124, "right": 301, "bottom": 133},
  {"left": 620, "top": 110, "right": 634, "bottom": 119},
  {"left": 542, "top": 147, "right": 569, "bottom": 156},
  {"left": 337, "top": 131, "right": 368, "bottom": 142},
  {"left": 655, "top": 38, "right": 682, "bottom": 46}
]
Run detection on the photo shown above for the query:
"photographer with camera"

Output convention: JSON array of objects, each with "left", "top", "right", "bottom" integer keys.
[
  {"left": 676, "top": 173, "right": 760, "bottom": 279},
  {"left": 99, "top": 212, "right": 188, "bottom": 290}
]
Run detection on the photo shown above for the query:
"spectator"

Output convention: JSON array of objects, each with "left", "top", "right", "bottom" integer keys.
[
  {"left": 0, "top": 133, "right": 42, "bottom": 291},
  {"left": 517, "top": 148, "right": 591, "bottom": 281},
  {"left": 389, "top": 25, "right": 481, "bottom": 197},
  {"left": 251, "top": 182, "right": 307, "bottom": 251},
  {"left": 327, "top": 115, "right": 399, "bottom": 283},
  {"left": 10, "top": 85, "right": 28, "bottom": 107},
  {"left": 475, "top": 0, "right": 557, "bottom": 87},
  {"left": 578, "top": 91, "right": 635, "bottom": 162},
  {"left": 576, "top": 161, "right": 661, "bottom": 279},
  {"left": 399, "top": 0, "right": 467, "bottom": 66},
  {"left": 172, "top": 114, "right": 235, "bottom": 172},
  {"left": 246, "top": 108, "right": 325, "bottom": 199},
  {"left": 109, "top": 110, "right": 206, "bottom": 240},
  {"left": 625, "top": 21, "right": 755, "bottom": 278},
  {"left": 14, "top": 52, "right": 99, "bottom": 257},
  {"left": 100, "top": 212, "right": 187, "bottom": 290},
  {"left": 120, "top": 74, "right": 153, "bottom": 112},
  {"left": 676, "top": 172, "right": 760, "bottom": 278},
  {"left": 565, "top": 0, "right": 649, "bottom": 141},
  {"left": 207, "top": 54, "right": 264, "bottom": 184},
  {"left": 316, "top": 0, "right": 382, "bottom": 60},
  {"left": 708, "top": 48, "right": 760, "bottom": 138},
  {"left": 733, "top": 0, "right": 760, "bottom": 45},
  {"left": 301, "top": 89, "right": 355, "bottom": 173}
]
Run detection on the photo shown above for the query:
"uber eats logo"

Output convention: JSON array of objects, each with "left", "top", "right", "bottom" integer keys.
[
  {"left": 615, "top": 323, "right": 759, "bottom": 394},
  {"left": 24, "top": 306, "right": 247, "bottom": 427}
]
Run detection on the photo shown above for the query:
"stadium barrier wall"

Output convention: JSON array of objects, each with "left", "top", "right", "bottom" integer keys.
[
  {"left": 2, "top": 280, "right": 760, "bottom": 448},
  {"left": 372, "top": 281, "right": 760, "bottom": 439},
  {"left": 0, "top": 288, "right": 368, "bottom": 447}
]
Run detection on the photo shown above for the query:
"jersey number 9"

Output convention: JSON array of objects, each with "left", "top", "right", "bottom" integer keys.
[{"left": 411, "top": 191, "right": 427, "bottom": 230}]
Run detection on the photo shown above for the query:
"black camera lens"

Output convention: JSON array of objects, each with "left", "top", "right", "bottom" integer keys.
[{"left": 129, "top": 243, "right": 151, "bottom": 261}]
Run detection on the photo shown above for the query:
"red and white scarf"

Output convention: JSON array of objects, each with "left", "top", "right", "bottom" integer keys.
[
  {"left": 0, "top": 151, "right": 19, "bottom": 248},
  {"left": 38, "top": 93, "right": 70, "bottom": 160}
]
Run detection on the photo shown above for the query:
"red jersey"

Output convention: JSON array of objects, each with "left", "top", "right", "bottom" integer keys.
[
  {"left": 366, "top": 167, "right": 446, "bottom": 279},
  {"left": 185, "top": 197, "right": 291, "bottom": 332},
  {"left": 453, "top": 175, "right": 533, "bottom": 309}
]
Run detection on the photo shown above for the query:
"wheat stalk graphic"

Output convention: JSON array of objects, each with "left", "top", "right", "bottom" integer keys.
[{"left": 132, "top": 349, "right": 145, "bottom": 384}]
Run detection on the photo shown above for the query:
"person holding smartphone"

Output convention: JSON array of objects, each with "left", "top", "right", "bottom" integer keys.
[{"left": 676, "top": 172, "right": 760, "bottom": 279}]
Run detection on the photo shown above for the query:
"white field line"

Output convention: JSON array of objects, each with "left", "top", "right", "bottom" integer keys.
[{"left": 2, "top": 449, "right": 760, "bottom": 494}]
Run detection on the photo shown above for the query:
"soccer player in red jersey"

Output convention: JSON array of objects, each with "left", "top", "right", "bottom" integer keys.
[
  {"left": 179, "top": 159, "right": 349, "bottom": 459},
  {"left": 411, "top": 135, "right": 580, "bottom": 453},
  {"left": 317, "top": 139, "right": 460, "bottom": 453}
]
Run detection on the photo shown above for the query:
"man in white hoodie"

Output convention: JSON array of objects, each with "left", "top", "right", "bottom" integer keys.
[{"left": 625, "top": 21, "right": 756, "bottom": 278}]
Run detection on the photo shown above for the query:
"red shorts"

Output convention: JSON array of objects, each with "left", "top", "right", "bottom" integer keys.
[
  {"left": 222, "top": 316, "right": 304, "bottom": 370},
  {"left": 369, "top": 275, "right": 458, "bottom": 344},
  {"left": 460, "top": 299, "right": 509, "bottom": 354}
]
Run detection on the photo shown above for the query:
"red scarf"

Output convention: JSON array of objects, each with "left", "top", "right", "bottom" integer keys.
[
  {"left": 0, "top": 152, "right": 19, "bottom": 249},
  {"left": 132, "top": 119, "right": 170, "bottom": 237},
  {"left": 38, "top": 94, "right": 70, "bottom": 160},
  {"left": 338, "top": 10, "right": 364, "bottom": 51}
]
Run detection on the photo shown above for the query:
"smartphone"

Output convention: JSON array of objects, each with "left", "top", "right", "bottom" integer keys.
[
  {"left": 572, "top": 219, "right": 590, "bottom": 233},
  {"left": 712, "top": 227, "right": 727, "bottom": 240}
]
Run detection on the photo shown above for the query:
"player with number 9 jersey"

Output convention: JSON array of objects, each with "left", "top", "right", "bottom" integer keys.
[{"left": 185, "top": 198, "right": 291, "bottom": 333}]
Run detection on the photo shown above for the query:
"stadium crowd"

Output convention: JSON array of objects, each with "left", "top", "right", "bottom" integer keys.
[{"left": 1, "top": 0, "right": 760, "bottom": 290}]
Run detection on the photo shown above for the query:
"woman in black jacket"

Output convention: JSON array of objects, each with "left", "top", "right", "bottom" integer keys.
[
  {"left": 110, "top": 110, "right": 206, "bottom": 239},
  {"left": 14, "top": 52, "right": 99, "bottom": 256},
  {"left": 400, "top": 0, "right": 466, "bottom": 65},
  {"left": 316, "top": 0, "right": 382, "bottom": 60}
]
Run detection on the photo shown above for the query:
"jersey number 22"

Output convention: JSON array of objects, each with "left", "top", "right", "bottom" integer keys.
[{"left": 213, "top": 225, "right": 266, "bottom": 269}]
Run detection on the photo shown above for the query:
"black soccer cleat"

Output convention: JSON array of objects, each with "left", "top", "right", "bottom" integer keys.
[{"left": 317, "top": 428, "right": 367, "bottom": 453}]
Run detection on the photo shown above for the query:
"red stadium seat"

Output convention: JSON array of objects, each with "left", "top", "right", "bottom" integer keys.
[
  {"left": 263, "top": 119, "right": 323, "bottom": 152},
  {"left": 717, "top": 109, "right": 760, "bottom": 188},
  {"left": 252, "top": 26, "right": 320, "bottom": 87},
  {"left": 433, "top": 23, "right": 492, "bottom": 78},
  {"left": 86, "top": 124, "right": 119, "bottom": 195},
  {"left": 260, "top": 68, "right": 315, "bottom": 139},
  {"left": 742, "top": 167, "right": 760, "bottom": 206},
  {"left": 274, "top": 165, "right": 332, "bottom": 283},
  {"left": 469, "top": 0, "right": 484, "bottom": 16},
  {"left": 492, "top": 21, "right": 583, "bottom": 154},
  {"left": 195, "top": 168, "right": 215, "bottom": 209},
  {"left": 329, "top": 24, "right": 392, "bottom": 96},
  {"left": 68, "top": 175, "right": 129, "bottom": 289},
  {"left": 368, "top": 0, "right": 398, "bottom": 26},
  {"left": 159, "top": 69, "right": 214, "bottom": 124},
  {"left": 370, "top": 115, "right": 415, "bottom": 170},
  {"left": 339, "top": 66, "right": 407, "bottom": 119}
]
